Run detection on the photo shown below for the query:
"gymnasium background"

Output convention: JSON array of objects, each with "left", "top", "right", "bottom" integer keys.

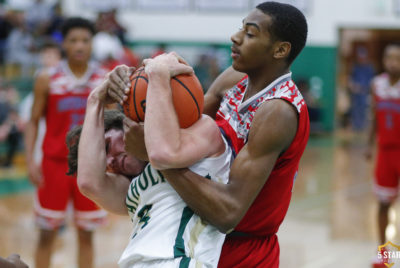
[{"left": 0, "top": 0, "right": 400, "bottom": 267}]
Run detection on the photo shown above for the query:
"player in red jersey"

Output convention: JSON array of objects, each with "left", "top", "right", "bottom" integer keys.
[
  {"left": 368, "top": 42, "right": 400, "bottom": 268},
  {"left": 24, "top": 18, "right": 107, "bottom": 268},
  {"left": 120, "top": 2, "right": 309, "bottom": 267}
]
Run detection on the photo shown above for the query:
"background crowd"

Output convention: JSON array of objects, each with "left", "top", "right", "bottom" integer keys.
[{"left": 0, "top": 0, "right": 224, "bottom": 169}]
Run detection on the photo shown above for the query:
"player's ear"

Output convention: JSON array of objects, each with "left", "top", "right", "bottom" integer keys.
[{"left": 273, "top": 41, "right": 291, "bottom": 60}]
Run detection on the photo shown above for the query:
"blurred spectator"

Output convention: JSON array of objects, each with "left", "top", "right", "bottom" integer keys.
[
  {"left": 120, "top": 46, "right": 140, "bottom": 68},
  {"left": 38, "top": 41, "right": 62, "bottom": 69},
  {"left": 348, "top": 46, "right": 375, "bottom": 131},
  {"left": 0, "top": 80, "right": 23, "bottom": 168},
  {"left": 95, "top": 9, "right": 126, "bottom": 44},
  {"left": 107, "top": 8, "right": 126, "bottom": 44},
  {"left": 43, "top": 1, "right": 65, "bottom": 44},
  {"left": 297, "top": 78, "right": 322, "bottom": 133},
  {"left": 5, "top": 10, "right": 37, "bottom": 77},
  {"left": 93, "top": 10, "right": 140, "bottom": 70},
  {"left": 193, "top": 52, "right": 221, "bottom": 92},
  {"left": 151, "top": 43, "right": 166, "bottom": 58},
  {"left": 25, "top": 0, "right": 52, "bottom": 34},
  {"left": 0, "top": 9, "right": 14, "bottom": 68},
  {"left": 92, "top": 30, "right": 124, "bottom": 70}
]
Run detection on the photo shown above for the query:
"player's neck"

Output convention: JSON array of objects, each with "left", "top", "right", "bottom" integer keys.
[
  {"left": 67, "top": 60, "right": 89, "bottom": 78},
  {"left": 245, "top": 66, "right": 290, "bottom": 101}
]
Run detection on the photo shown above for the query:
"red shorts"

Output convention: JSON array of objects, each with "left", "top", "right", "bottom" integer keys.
[
  {"left": 373, "top": 147, "right": 400, "bottom": 203},
  {"left": 218, "top": 233, "right": 279, "bottom": 268},
  {"left": 34, "top": 156, "right": 107, "bottom": 230}
]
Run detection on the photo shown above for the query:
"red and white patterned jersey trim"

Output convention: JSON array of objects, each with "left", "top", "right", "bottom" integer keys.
[
  {"left": 216, "top": 72, "right": 306, "bottom": 153},
  {"left": 48, "top": 60, "right": 106, "bottom": 95},
  {"left": 372, "top": 73, "right": 400, "bottom": 148},
  {"left": 373, "top": 73, "right": 400, "bottom": 99}
]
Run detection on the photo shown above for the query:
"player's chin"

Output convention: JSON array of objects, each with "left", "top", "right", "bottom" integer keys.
[
  {"left": 72, "top": 54, "right": 89, "bottom": 63},
  {"left": 231, "top": 61, "right": 245, "bottom": 73}
]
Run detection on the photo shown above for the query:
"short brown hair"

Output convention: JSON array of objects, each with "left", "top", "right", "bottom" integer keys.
[{"left": 66, "top": 109, "right": 125, "bottom": 176}]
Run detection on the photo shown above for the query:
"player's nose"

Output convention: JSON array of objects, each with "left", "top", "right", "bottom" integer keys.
[{"left": 231, "top": 31, "right": 241, "bottom": 45}]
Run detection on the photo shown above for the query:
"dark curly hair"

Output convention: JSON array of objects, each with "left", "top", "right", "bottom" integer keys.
[
  {"left": 66, "top": 110, "right": 125, "bottom": 176},
  {"left": 256, "top": 1, "right": 308, "bottom": 64},
  {"left": 61, "top": 17, "right": 95, "bottom": 38}
]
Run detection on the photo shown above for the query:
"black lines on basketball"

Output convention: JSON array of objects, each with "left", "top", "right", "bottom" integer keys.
[
  {"left": 132, "top": 68, "right": 147, "bottom": 122},
  {"left": 172, "top": 77, "right": 201, "bottom": 120}
]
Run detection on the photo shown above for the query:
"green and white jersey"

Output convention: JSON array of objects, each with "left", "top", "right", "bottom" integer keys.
[{"left": 119, "top": 137, "right": 232, "bottom": 268}]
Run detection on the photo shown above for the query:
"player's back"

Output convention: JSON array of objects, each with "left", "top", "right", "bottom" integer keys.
[{"left": 119, "top": 138, "right": 232, "bottom": 268}]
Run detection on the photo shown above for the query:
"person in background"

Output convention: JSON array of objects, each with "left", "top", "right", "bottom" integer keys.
[
  {"left": 368, "top": 42, "right": 400, "bottom": 268},
  {"left": 297, "top": 78, "right": 322, "bottom": 133},
  {"left": 193, "top": 52, "right": 221, "bottom": 92},
  {"left": 348, "top": 46, "right": 375, "bottom": 131},
  {"left": 0, "top": 80, "right": 23, "bottom": 168},
  {"left": 5, "top": 10, "right": 37, "bottom": 77},
  {"left": 151, "top": 43, "right": 166, "bottom": 58},
  {"left": 24, "top": 17, "right": 107, "bottom": 268}
]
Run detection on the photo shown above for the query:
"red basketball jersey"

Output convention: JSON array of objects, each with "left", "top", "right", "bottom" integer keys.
[
  {"left": 216, "top": 73, "right": 309, "bottom": 267},
  {"left": 42, "top": 61, "right": 106, "bottom": 159},
  {"left": 372, "top": 73, "right": 400, "bottom": 148}
]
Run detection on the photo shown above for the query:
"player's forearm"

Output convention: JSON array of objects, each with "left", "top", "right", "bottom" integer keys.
[
  {"left": 78, "top": 96, "right": 129, "bottom": 214},
  {"left": 145, "top": 71, "right": 183, "bottom": 169},
  {"left": 161, "top": 168, "right": 243, "bottom": 233},
  {"left": 77, "top": 94, "right": 108, "bottom": 197},
  {"left": 368, "top": 118, "right": 376, "bottom": 147},
  {"left": 367, "top": 104, "right": 377, "bottom": 147},
  {"left": 24, "top": 120, "right": 38, "bottom": 163}
]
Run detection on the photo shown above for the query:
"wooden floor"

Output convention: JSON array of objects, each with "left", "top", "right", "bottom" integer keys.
[{"left": 0, "top": 129, "right": 394, "bottom": 267}]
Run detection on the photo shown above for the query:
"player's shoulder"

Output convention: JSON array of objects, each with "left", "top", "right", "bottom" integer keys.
[
  {"left": 187, "top": 114, "right": 221, "bottom": 144},
  {"left": 372, "top": 72, "right": 388, "bottom": 84},
  {"left": 256, "top": 99, "right": 298, "bottom": 124},
  {"left": 196, "top": 114, "right": 220, "bottom": 134},
  {"left": 248, "top": 99, "right": 298, "bottom": 152},
  {"left": 34, "top": 68, "right": 53, "bottom": 89}
]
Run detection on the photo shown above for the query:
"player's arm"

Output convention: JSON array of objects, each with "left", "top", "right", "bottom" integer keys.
[
  {"left": 24, "top": 71, "right": 49, "bottom": 187},
  {"left": 162, "top": 100, "right": 298, "bottom": 233},
  {"left": 77, "top": 81, "right": 130, "bottom": 215},
  {"left": 203, "top": 66, "right": 245, "bottom": 118},
  {"left": 104, "top": 65, "right": 150, "bottom": 160},
  {"left": 366, "top": 84, "right": 377, "bottom": 159},
  {"left": 143, "top": 53, "right": 225, "bottom": 169}
]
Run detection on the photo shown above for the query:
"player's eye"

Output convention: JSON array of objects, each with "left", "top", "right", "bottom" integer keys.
[
  {"left": 246, "top": 32, "right": 254, "bottom": 37},
  {"left": 105, "top": 142, "right": 110, "bottom": 154}
]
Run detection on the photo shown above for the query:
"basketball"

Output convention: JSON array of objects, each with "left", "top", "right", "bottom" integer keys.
[{"left": 123, "top": 67, "right": 204, "bottom": 128}]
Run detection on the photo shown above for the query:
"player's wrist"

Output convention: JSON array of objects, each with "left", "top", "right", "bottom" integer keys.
[
  {"left": 145, "top": 62, "right": 170, "bottom": 78},
  {"left": 87, "top": 90, "right": 106, "bottom": 107}
]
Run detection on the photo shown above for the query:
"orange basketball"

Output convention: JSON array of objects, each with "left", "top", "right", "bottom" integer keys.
[{"left": 123, "top": 67, "right": 204, "bottom": 128}]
